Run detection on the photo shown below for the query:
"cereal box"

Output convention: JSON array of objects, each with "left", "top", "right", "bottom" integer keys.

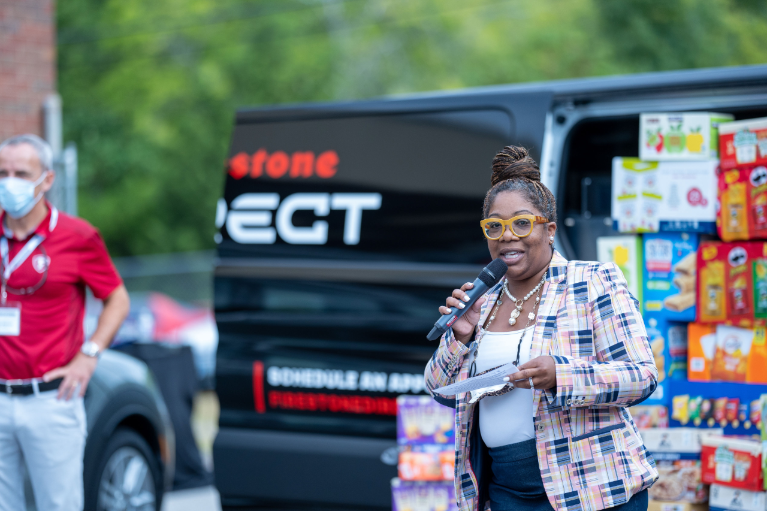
[
  {"left": 397, "top": 446, "right": 454, "bottom": 481},
  {"left": 391, "top": 479, "right": 459, "bottom": 511},
  {"left": 688, "top": 323, "right": 717, "bottom": 381},
  {"left": 701, "top": 436, "right": 764, "bottom": 491},
  {"left": 612, "top": 158, "right": 718, "bottom": 233},
  {"left": 396, "top": 396, "right": 455, "bottom": 446},
  {"left": 644, "top": 233, "right": 699, "bottom": 322},
  {"left": 717, "top": 166, "right": 767, "bottom": 242},
  {"left": 720, "top": 117, "right": 767, "bottom": 171},
  {"left": 641, "top": 112, "right": 733, "bottom": 161},
  {"left": 709, "top": 484, "right": 767, "bottom": 511},
  {"left": 597, "top": 236, "right": 643, "bottom": 306}
]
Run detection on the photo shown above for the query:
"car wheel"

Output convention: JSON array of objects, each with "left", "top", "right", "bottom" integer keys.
[{"left": 85, "top": 427, "right": 163, "bottom": 511}]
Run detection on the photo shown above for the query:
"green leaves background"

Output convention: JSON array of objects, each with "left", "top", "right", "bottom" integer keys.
[{"left": 58, "top": 0, "right": 767, "bottom": 256}]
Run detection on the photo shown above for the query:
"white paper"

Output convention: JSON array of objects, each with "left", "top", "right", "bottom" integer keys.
[{"left": 433, "top": 362, "right": 519, "bottom": 396}]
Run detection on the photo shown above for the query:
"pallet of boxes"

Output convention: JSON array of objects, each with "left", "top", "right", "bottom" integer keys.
[
  {"left": 392, "top": 395, "right": 457, "bottom": 511},
  {"left": 605, "top": 112, "right": 767, "bottom": 511}
]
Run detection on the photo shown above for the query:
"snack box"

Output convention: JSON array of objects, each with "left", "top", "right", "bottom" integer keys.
[
  {"left": 641, "top": 112, "right": 733, "bottom": 161},
  {"left": 642, "top": 428, "right": 723, "bottom": 460},
  {"left": 688, "top": 323, "right": 718, "bottom": 381},
  {"left": 701, "top": 436, "right": 764, "bottom": 491},
  {"left": 650, "top": 460, "right": 707, "bottom": 503},
  {"left": 720, "top": 117, "right": 767, "bottom": 170},
  {"left": 717, "top": 166, "right": 767, "bottom": 242},
  {"left": 648, "top": 501, "right": 707, "bottom": 511},
  {"left": 597, "top": 236, "right": 643, "bottom": 306},
  {"left": 612, "top": 158, "right": 718, "bottom": 233},
  {"left": 644, "top": 233, "right": 700, "bottom": 322},
  {"left": 696, "top": 241, "right": 767, "bottom": 325},
  {"left": 630, "top": 405, "right": 669, "bottom": 429},
  {"left": 397, "top": 395, "right": 455, "bottom": 446},
  {"left": 398, "top": 446, "right": 454, "bottom": 481},
  {"left": 391, "top": 478, "right": 459, "bottom": 511},
  {"left": 710, "top": 484, "right": 767, "bottom": 511},
  {"left": 646, "top": 316, "right": 688, "bottom": 383},
  {"left": 670, "top": 385, "right": 763, "bottom": 433}
]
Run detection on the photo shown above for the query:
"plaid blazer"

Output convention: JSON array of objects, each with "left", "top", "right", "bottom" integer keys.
[{"left": 425, "top": 251, "right": 659, "bottom": 511}]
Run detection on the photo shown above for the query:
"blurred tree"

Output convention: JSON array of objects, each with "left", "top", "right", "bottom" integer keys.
[{"left": 57, "top": 0, "right": 767, "bottom": 256}]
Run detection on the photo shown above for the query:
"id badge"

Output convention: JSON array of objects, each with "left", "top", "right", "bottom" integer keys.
[{"left": 0, "top": 302, "right": 21, "bottom": 336}]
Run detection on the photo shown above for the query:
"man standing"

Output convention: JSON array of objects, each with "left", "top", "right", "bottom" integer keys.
[{"left": 0, "top": 134, "right": 130, "bottom": 511}]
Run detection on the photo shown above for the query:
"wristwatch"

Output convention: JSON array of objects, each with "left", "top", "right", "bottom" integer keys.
[{"left": 81, "top": 340, "right": 101, "bottom": 358}]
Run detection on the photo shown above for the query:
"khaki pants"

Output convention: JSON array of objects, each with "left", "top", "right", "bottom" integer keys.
[{"left": 0, "top": 389, "right": 86, "bottom": 511}]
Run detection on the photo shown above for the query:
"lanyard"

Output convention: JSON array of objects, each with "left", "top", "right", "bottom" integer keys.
[{"left": 0, "top": 207, "right": 58, "bottom": 305}]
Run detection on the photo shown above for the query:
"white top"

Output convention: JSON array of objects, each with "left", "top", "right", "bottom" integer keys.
[{"left": 475, "top": 327, "right": 535, "bottom": 448}]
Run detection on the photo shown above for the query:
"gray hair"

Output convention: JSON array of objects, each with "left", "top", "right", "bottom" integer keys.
[{"left": 0, "top": 134, "right": 54, "bottom": 171}]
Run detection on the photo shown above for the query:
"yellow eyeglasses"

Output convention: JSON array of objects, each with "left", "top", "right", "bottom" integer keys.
[{"left": 480, "top": 215, "right": 549, "bottom": 240}]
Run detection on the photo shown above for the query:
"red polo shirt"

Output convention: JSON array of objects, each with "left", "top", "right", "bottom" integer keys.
[{"left": 0, "top": 205, "right": 122, "bottom": 379}]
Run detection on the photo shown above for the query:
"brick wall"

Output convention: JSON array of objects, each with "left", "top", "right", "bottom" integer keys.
[{"left": 0, "top": 0, "right": 55, "bottom": 141}]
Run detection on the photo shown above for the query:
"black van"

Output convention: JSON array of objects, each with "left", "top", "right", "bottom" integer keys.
[{"left": 213, "top": 64, "right": 767, "bottom": 510}]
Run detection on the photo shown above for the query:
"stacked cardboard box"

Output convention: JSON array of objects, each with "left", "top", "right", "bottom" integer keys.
[{"left": 392, "top": 396, "right": 457, "bottom": 511}]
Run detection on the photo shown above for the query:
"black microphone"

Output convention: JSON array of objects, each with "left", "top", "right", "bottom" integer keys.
[{"left": 427, "top": 258, "right": 508, "bottom": 341}]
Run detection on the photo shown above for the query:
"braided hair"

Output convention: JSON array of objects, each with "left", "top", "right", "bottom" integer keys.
[{"left": 482, "top": 145, "right": 557, "bottom": 223}]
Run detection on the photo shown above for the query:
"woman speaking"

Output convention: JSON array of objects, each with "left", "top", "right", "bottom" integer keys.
[{"left": 425, "top": 146, "right": 658, "bottom": 511}]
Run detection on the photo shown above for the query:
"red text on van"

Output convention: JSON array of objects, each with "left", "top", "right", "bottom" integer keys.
[{"left": 228, "top": 149, "right": 338, "bottom": 179}]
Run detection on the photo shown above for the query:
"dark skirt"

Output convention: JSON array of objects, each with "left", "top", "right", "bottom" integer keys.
[{"left": 488, "top": 438, "right": 648, "bottom": 511}]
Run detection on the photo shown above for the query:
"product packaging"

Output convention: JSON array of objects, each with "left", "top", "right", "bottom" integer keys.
[
  {"left": 717, "top": 166, "right": 767, "bottom": 242},
  {"left": 645, "top": 317, "right": 688, "bottom": 405},
  {"left": 597, "top": 236, "right": 643, "bottom": 305},
  {"left": 650, "top": 460, "right": 708, "bottom": 503},
  {"left": 648, "top": 502, "right": 707, "bottom": 511},
  {"left": 391, "top": 478, "right": 459, "bottom": 511},
  {"left": 712, "top": 325, "right": 754, "bottom": 383},
  {"left": 397, "top": 396, "right": 455, "bottom": 446},
  {"left": 612, "top": 158, "right": 718, "bottom": 233},
  {"left": 397, "top": 447, "right": 454, "bottom": 481},
  {"left": 696, "top": 241, "right": 767, "bottom": 325},
  {"left": 644, "top": 233, "right": 699, "bottom": 321},
  {"left": 640, "top": 112, "right": 733, "bottom": 161},
  {"left": 761, "top": 394, "right": 767, "bottom": 487},
  {"left": 688, "top": 323, "right": 717, "bottom": 381},
  {"left": 701, "top": 436, "right": 764, "bottom": 491},
  {"left": 630, "top": 405, "right": 669, "bottom": 429},
  {"left": 719, "top": 117, "right": 767, "bottom": 170},
  {"left": 643, "top": 428, "right": 722, "bottom": 459},
  {"left": 709, "top": 484, "right": 767, "bottom": 511}
]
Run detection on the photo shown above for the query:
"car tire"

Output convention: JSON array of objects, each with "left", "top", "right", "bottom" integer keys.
[{"left": 84, "top": 427, "right": 163, "bottom": 511}]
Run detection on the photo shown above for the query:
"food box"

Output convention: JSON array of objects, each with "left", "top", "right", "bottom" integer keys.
[
  {"left": 688, "top": 323, "right": 717, "bottom": 381},
  {"left": 646, "top": 316, "right": 688, "bottom": 383},
  {"left": 612, "top": 158, "right": 718, "bottom": 233},
  {"left": 397, "top": 395, "right": 455, "bottom": 446},
  {"left": 710, "top": 484, "right": 767, "bottom": 511},
  {"left": 630, "top": 405, "right": 669, "bottom": 429},
  {"left": 644, "top": 233, "right": 700, "bottom": 322},
  {"left": 717, "top": 166, "right": 767, "bottom": 242},
  {"left": 391, "top": 479, "right": 459, "bottom": 511},
  {"left": 696, "top": 241, "right": 767, "bottom": 325},
  {"left": 643, "top": 428, "right": 722, "bottom": 460},
  {"left": 761, "top": 395, "right": 767, "bottom": 487},
  {"left": 650, "top": 460, "right": 707, "bottom": 503},
  {"left": 671, "top": 391, "right": 763, "bottom": 431},
  {"left": 398, "top": 447, "right": 454, "bottom": 481},
  {"left": 701, "top": 436, "right": 764, "bottom": 491},
  {"left": 648, "top": 501, "right": 708, "bottom": 511},
  {"left": 720, "top": 117, "right": 767, "bottom": 170},
  {"left": 641, "top": 112, "right": 733, "bottom": 161},
  {"left": 597, "top": 236, "right": 643, "bottom": 306}
]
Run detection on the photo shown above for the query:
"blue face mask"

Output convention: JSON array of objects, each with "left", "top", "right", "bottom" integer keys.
[{"left": 0, "top": 172, "right": 48, "bottom": 219}]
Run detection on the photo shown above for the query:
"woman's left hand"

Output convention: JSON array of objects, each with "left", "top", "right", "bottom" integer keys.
[{"left": 509, "top": 356, "right": 557, "bottom": 390}]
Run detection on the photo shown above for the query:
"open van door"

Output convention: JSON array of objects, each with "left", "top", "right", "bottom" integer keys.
[{"left": 213, "top": 90, "right": 552, "bottom": 509}]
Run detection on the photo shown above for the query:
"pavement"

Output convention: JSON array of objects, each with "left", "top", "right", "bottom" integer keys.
[{"left": 162, "top": 486, "right": 222, "bottom": 511}]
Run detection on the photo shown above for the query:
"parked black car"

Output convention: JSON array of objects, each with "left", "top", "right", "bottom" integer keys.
[{"left": 26, "top": 349, "right": 175, "bottom": 511}]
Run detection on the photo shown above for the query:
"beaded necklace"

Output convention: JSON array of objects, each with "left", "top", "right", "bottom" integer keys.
[{"left": 469, "top": 268, "right": 548, "bottom": 377}]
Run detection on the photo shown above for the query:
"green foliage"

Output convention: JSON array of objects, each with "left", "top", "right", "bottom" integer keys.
[{"left": 58, "top": 0, "right": 767, "bottom": 256}]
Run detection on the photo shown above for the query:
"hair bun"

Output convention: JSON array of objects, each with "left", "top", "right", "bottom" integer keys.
[{"left": 490, "top": 145, "right": 540, "bottom": 186}]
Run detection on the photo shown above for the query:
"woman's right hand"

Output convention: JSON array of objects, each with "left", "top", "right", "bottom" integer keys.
[{"left": 438, "top": 282, "right": 486, "bottom": 345}]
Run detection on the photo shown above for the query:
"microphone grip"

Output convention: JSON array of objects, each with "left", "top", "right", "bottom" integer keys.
[{"left": 426, "top": 278, "right": 491, "bottom": 341}]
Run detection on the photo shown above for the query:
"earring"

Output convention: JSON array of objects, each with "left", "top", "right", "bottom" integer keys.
[{"left": 549, "top": 236, "right": 554, "bottom": 245}]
